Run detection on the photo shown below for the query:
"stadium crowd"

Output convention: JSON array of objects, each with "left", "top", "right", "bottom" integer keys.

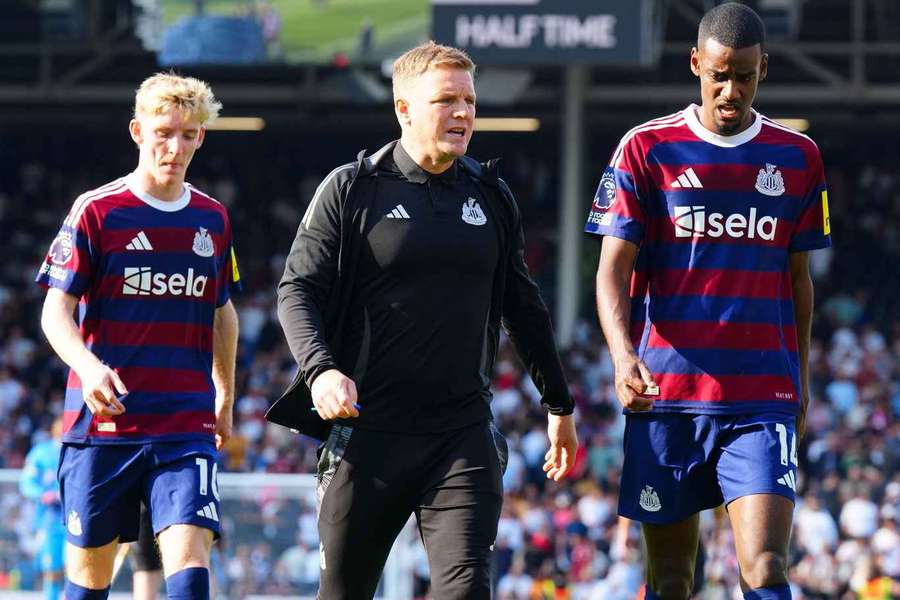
[{"left": 0, "top": 132, "right": 896, "bottom": 599}]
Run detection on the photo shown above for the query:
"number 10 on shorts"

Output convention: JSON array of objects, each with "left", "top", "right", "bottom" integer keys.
[
  {"left": 195, "top": 457, "right": 220, "bottom": 500},
  {"left": 775, "top": 423, "right": 798, "bottom": 467}
]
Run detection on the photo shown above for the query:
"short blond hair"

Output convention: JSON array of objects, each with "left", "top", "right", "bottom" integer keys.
[
  {"left": 134, "top": 72, "right": 222, "bottom": 125},
  {"left": 392, "top": 41, "right": 475, "bottom": 99}
]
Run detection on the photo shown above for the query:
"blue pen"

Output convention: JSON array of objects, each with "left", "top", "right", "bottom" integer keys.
[{"left": 311, "top": 403, "right": 362, "bottom": 412}]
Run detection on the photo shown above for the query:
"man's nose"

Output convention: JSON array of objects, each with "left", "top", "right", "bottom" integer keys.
[
  {"left": 720, "top": 79, "right": 739, "bottom": 100},
  {"left": 453, "top": 106, "right": 472, "bottom": 119},
  {"left": 167, "top": 136, "right": 183, "bottom": 153}
]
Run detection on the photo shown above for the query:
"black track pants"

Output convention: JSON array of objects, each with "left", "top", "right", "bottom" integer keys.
[{"left": 315, "top": 420, "right": 508, "bottom": 600}]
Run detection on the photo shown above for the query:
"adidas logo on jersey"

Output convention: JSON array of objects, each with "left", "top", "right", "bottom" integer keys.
[
  {"left": 386, "top": 205, "right": 411, "bottom": 219},
  {"left": 126, "top": 231, "right": 153, "bottom": 251},
  {"left": 777, "top": 470, "right": 797, "bottom": 491},
  {"left": 673, "top": 206, "right": 778, "bottom": 240},
  {"left": 670, "top": 168, "right": 703, "bottom": 189},
  {"left": 122, "top": 267, "right": 208, "bottom": 297},
  {"left": 196, "top": 502, "right": 220, "bottom": 522}
]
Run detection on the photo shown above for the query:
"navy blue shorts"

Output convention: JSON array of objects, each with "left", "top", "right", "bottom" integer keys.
[
  {"left": 619, "top": 413, "right": 798, "bottom": 524},
  {"left": 58, "top": 441, "right": 220, "bottom": 547}
]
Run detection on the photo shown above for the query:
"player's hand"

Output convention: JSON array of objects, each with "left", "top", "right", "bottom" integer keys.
[
  {"left": 310, "top": 369, "right": 359, "bottom": 420},
  {"left": 612, "top": 354, "right": 657, "bottom": 412},
  {"left": 215, "top": 399, "right": 233, "bottom": 451},
  {"left": 543, "top": 414, "right": 577, "bottom": 481},
  {"left": 79, "top": 361, "right": 127, "bottom": 416}
]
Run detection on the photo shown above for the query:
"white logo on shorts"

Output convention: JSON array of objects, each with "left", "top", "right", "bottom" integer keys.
[
  {"left": 639, "top": 485, "right": 662, "bottom": 512},
  {"left": 320, "top": 541, "right": 327, "bottom": 571},
  {"left": 67, "top": 510, "right": 83, "bottom": 536},
  {"left": 195, "top": 502, "right": 219, "bottom": 522}
]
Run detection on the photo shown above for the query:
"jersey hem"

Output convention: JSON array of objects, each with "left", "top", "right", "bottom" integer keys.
[
  {"left": 61, "top": 433, "right": 216, "bottom": 445},
  {"left": 625, "top": 402, "right": 798, "bottom": 417}
]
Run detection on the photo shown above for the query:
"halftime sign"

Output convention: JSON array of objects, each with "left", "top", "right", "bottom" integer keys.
[{"left": 431, "top": 0, "right": 655, "bottom": 65}]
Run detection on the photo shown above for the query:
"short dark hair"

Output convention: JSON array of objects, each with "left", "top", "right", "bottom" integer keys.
[{"left": 698, "top": 2, "right": 766, "bottom": 52}]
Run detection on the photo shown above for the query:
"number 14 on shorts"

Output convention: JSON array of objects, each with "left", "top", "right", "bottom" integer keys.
[{"left": 775, "top": 423, "right": 798, "bottom": 467}]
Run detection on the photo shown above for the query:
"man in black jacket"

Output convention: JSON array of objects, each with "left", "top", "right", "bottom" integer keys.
[{"left": 268, "top": 40, "right": 576, "bottom": 599}]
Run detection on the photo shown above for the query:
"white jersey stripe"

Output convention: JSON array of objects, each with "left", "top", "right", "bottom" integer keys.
[
  {"left": 397, "top": 205, "right": 410, "bottom": 218},
  {"left": 302, "top": 164, "right": 356, "bottom": 230},
  {"left": 611, "top": 118, "right": 686, "bottom": 170},
  {"left": 65, "top": 180, "right": 127, "bottom": 227},
  {"left": 676, "top": 174, "right": 691, "bottom": 187},
  {"left": 65, "top": 179, "right": 125, "bottom": 225},
  {"left": 760, "top": 117, "right": 817, "bottom": 146},
  {"left": 610, "top": 113, "right": 684, "bottom": 166},
  {"left": 609, "top": 111, "right": 684, "bottom": 167},
  {"left": 184, "top": 182, "right": 220, "bottom": 205}
]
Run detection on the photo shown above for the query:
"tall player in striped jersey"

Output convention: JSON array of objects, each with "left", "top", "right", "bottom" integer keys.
[
  {"left": 36, "top": 74, "right": 240, "bottom": 600},
  {"left": 586, "top": 4, "right": 830, "bottom": 600}
]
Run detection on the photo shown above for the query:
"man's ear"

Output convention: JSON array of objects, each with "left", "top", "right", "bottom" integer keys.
[
  {"left": 129, "top": 119, "right": 142, "bottom": 145},
  {"left": 760, "top": 53, "right": 769, "bottom": 82},
  {"left": 395, "top": 97, "right": 410, "bottom": 126},
  {"left": 689, "top": 46, "right": 701, "bottom": 78}
]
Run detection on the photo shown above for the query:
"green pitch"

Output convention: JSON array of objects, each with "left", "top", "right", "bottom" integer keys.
[{"left": 160, "top": 0, "right": 429, "bottom": 64}]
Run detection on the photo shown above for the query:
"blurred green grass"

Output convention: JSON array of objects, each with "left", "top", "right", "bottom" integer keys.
[{"left": 160, "top": 0, "right": 429, "bottom": 63}]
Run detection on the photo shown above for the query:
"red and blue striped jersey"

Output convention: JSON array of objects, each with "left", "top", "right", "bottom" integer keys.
[
  {"left": 36, "top": 175, "right": 241, "bottom": 444},
  {"left": 585, "top": 105, "right": 832, "bottom": 415}
]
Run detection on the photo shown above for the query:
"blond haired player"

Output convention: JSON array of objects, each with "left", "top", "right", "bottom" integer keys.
[{"left": 36, "top": 73, "right": 240, "bottom": 600}]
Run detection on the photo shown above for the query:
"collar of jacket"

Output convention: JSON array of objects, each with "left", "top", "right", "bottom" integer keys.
[{"left": 354, "top": 140, "right": 503, "bottom": 188}]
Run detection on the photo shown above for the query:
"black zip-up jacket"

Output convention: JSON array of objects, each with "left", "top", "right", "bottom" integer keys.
[{"left": 266, "top": 141, "right": 573, "bottom": 440}]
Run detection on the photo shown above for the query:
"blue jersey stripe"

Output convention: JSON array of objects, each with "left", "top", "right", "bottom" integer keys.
[
  {"left": 106, "top": 252, "right": 222, "bottom": 272},
  {"left": 649, "top": 142, "right": 808, "bottom": 169},
  {"left": 83, "top": 298, "right": 215, "bottom": 324},
  {"left": 103, "top": 206, "right": 226, "bottom": 231},
  {"left": 648, "top": 295, "right": 796, "bottom": 324},
  {"left": 88, "top": 344, "right": 212, "bottom": 371},
  {"left": 64, "top": 388, "right": 212, "bottom": 407},
  {"left": 643, "top": 347, "right": 799, "bottom": 376},
  {"left": 643, "top": 243, "right": 788, "bottom": 272}
]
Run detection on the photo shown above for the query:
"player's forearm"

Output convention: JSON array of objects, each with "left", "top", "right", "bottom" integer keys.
[
  {"left": 40, "top": 289, "right": 102, "bottom": 376},
  {"left": 212, "top": 300, "right": 239, "bottom": 409},
  {"left": 595, "top": 241, "right": 639, "bottom": 361},
  {"left": 596, "top": 274, "right": 635, "bottom": 359}
]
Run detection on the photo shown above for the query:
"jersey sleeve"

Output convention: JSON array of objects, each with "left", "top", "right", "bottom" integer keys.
[
  {"left": 216, "top": 213, "right": 241, "bottom": 307},
  {"left": 789, "top": 146, "right": 832, "bottom": 252},
  {"left": 34, "top": 199, "right": 99, "bottom": 297},
  {"left": 584, "top": 135, "right": 651, "bottom": 245}
]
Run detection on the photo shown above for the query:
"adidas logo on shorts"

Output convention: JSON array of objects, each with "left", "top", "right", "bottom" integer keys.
[{"left": 196, "top": 502, "right": 219, "bottom": 522}]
